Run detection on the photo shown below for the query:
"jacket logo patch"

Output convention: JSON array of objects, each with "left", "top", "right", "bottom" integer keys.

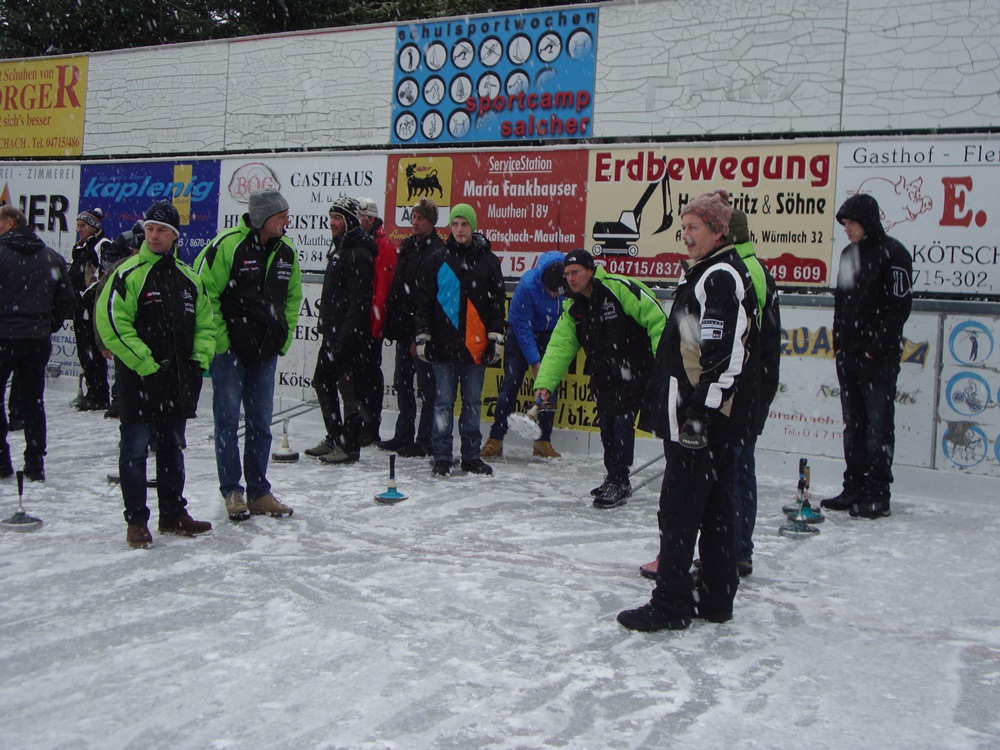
[
  {"left": 701, "top": 318, "right": 724, "bottom": 340},
  {"left": 180, "top": 288, "right": 193, "bottom": 301},
  {"left": 600, "top": 298, "right": 618, "bottom": 322},
  {"left": 892, "top": 266, "right": 912, "bottom": 298}
]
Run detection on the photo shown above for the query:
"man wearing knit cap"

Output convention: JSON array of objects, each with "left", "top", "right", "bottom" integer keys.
[
  {"left": 305, "top": 196, "right": 375, "bottom": 465},
  {"left": 819, "top": 193, "right": 911, "bottom": 519},
  {"left": 619, "top": 189, "right": 759, "bottom": 632},
  {"left": 97, "top": 201, "right": 215, "bottom": 548},
  {"left": 195, "top": 189, "right": 303, "bottom": 521},
  {"left": 414, "top": 203, "right": 505, "bottom": 476},
  {"left": 70, "top": 207, "right": 112, "bottom": 411},
  {"left": 534, "top": 248, "right": 665, "bottom": 508},
  {"left": 356, "top": 197, "right": 398, "bottom": 446},
  {"left": 379, "top": 198, "right": 442, "bottom": 458}
]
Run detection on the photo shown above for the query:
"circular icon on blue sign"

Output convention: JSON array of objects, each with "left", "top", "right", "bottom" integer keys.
[
  {"left": 946, "top": 372, "right": 991, "bottom": 416},
  {"left": 949, "top": 320, "right": 994, "bottom": 366},
  {"left": 942, "top": 424, "right": 989, "bottom": 468}
]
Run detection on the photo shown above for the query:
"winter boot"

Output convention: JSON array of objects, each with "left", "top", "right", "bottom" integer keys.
[
  {"left": 849, "top": 498, "right": 891, "bottom": 519},
  {"left": 104, "top": 403, "right": 120, "bottom": 419},
  {"left": 319, "top": 444, "right": 359, "bottom": 464},
  {"left": 639, "top": 557, "right": 658, "bottom": 580},
  {"left": 432, "top": 460, "right": 452, "bottom": 477},
  {"left": 480, "top": 438, "right": 504, "bottom": 459},
  {"left": 617, "top": 601, "right": 691, "bottom": 632},
  {"left": 461, "top": 458, "right": 494, "bottom": 475},
  {"left": 820, "top": 492, "right": 855, "bottom": 511},
  {"left": 248, "top": 493, "right": 294, "bottom": 517},
  {"left": 305, "top": 439, "right": 336, "bottom": 457},
  {"left": 397, "top": 442, "right": 428, "bottom": 457},
  {"left": 76, "top": 396, "right": 109, "bottom": 412},
  {"left": 7, "top": 418, "right": 23, "bottom": 432},
  {"left": 224, "top": 490, "right": 249, "bottom": 522},
  {"left": 23, "top": 467, "right": 44, "bottom": 482},
  {"left": 158, "top": 512, "right": 212, "bottom": 536},
  {"left": 593, "top": 481, "right": 631, "bottom": 509},
  {"left": 127, "top": 524, "right": 153, "bottom": 549},
  {"left": 590, "top": 476, "right": 613, "bottom": 498},
  {"left": 532, "top": 440, "right": 561, "bottom": 459},
  {"left": 377, "top": 436, "right": 408, "bottom": 452}
]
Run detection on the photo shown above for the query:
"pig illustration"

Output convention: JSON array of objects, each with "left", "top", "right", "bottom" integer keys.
[{"left": 849, "top": 176, "right": 932, "bottom": 231}]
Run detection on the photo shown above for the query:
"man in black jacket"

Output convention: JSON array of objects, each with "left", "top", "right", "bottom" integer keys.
[
  {"left": 619, "top": 190, "right": 759, "bottom": 632},
  {"left": 69, "top": 207, "right": 112, "bottom": 411},
  {"left": 0, "top": 205, "right": 75, "bottom": 482},
  {"left": 820, "top": 193, "right": 912, "bottom": 519},
  {"left": 305, "top": 196, "right": 375, "bottom": 465},
  {"left": 378, "top": 198, "right": 441, "bottom": 458}
]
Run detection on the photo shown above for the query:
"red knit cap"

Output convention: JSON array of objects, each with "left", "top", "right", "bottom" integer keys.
[{"left": 680, "top": 189, "right": 733, "bottom": 236}]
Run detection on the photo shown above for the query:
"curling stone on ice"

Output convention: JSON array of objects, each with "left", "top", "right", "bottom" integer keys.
[
  {"left": 272, "top": 418, "right": 300, "bottom": 463},
  {"left": 2, "top": 471, "right": 43, "bottom": 532},
  {"left": 375, "top": 454, "right": 408, "bottom": 504},
  {"left": 508, "top": 394, "right": 557, "bottom": 441},
  {"left": 779, "top": 458, "right": 822, "bottom": 539}
]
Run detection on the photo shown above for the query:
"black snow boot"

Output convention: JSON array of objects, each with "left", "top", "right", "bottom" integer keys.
[
  {"left": 819, "top": 492, "right": 855, "bottom": 511},
  {"left": 617, "top": 601, "right": 691, "bottom": 632}
]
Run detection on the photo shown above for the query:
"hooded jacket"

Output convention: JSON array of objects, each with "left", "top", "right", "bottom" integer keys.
[
  {"left": 507, "top": 250, "right": 565, "bottom": 365},
  {"left": 535, "top": 266, "right": 665, "bottom": 413},
  {"left": 69, "top": 233, "right": 111, "bottom": 315},
  {"left": 368, "top": 220, "right": 398, "bottom": 339},
  {"left": 194, "top": 215, "right": 303, "bottom": 366},
  {"left": 833, "top": 193, "right": 913, "bottom": 359},
  {"left": 96, "top": 244, "right": 215, "bottom": 423},
  {"left": 639, "top": 244, "right": 759, "bottom": 448},
  {"left": 317, "top": 226, "right": 375, "bottom": 354},
  {"left": 414, "top": 232, "right": 505, "bottom": 365},
  {"left": 0, "top": 226, "right": 75, "bottom": 339},
  {"left": 382, "top": 229, "right": 444, "bottom": 343}
]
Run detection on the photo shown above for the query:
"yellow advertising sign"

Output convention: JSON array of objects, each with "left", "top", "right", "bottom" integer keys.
[{"left": 1, "top": 56, "right": 87, "bottom": 157}]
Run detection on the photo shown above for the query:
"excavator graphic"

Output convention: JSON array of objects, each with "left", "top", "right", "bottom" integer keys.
[{"left": 591, "top": 158, "right": 673, "bottom": 256}]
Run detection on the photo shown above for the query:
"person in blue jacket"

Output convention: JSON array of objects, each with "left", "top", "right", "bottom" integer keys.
[{"left": 481, "top": 251, "right": 565, "bottom": 459}]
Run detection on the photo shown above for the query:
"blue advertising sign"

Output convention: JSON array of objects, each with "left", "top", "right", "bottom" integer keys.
[
  {"left": 78, "top": 160, "right": 221, "bottom": 265},
  {"left": 392, "top": 7, "right": 598, "bottom": 145}
]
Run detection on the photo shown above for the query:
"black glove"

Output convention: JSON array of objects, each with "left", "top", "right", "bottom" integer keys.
[
  {"left": 678, "top": 416, "right": 709, "bottom": 450},
  {"left": 484, "top": 332, "right": 504, "bottom": 365}
]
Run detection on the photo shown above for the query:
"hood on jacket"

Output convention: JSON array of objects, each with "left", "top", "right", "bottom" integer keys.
[
  {"left": 836, "top": 193, "right": 885, "bottom": 239},
  {"left": 1, "top": 226, "right": 46, "bottom": 255}
]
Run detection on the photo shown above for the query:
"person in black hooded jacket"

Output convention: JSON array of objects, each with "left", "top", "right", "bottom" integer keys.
[
  {"left": 0, "top": 205, "right": 75, "bottom": 482},
  {"left": 820, "top": 193, "right": 912, "bottom": 519},
  {"left": 69, "top": 207, "right": 112, "bottom": 411},
  {"left": 305, "top": 196, "right": 375, "bottom": 465}
]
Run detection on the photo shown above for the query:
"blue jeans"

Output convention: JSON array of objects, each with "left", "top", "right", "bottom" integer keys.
[
  {"left": 732, "top": 444, "right": 757, "bottom": 562},
  {"left": 599, "top": 408, "right": 636, "bottom": 485},
  {"left": 431, "top": 362, "right": 485, "bottom": 463},
  {"left": 0, "top": 338, "right": 50, "bottom": 473},
  {"left": 392, "top": 340, "right": 434, "bottom": 448},
  {"left": 836, "top": 352, "right": 899, "bottom": 503},
  {"left": 489, "top": 333, "right": 555, "bottom": 442},
  {"left": 119, "top": 419, "right": 187, "bottom": 526},
  {"left": 211, "top": 350, "right": 277, "bottom": 500}
]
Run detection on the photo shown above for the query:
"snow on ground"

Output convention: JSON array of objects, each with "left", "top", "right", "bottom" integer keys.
[{"left": 2, "top": 383, "right": 999, "bottom": 750}]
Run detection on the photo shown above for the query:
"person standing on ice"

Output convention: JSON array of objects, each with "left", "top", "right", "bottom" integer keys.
[
  {"left": 305, "top": 196, "right": 374, "bottom": 466},
  {"left": 618, "top": 190, "right": 759, "bottom": 631},
  {"left": 0, "top": 205, "right": 74, "bottom": 484},
  {"left": 481, "top": 251, "right": 566, "bottom": 461},
  {"left": 414, "top": 203, "right": 505, "bottom": 477},
  {"left": 195, "top": 189, "right": 303, "bottom": 522},
  {"left": 820, "top": 193, "right": 912, "bottom": 519},
  {"left": 533, "top": 249, "right": 665, "bottom": 508},
  {"left": 96, "top": 201, "right": 215, "bottom": 549},
  {"left": 378, "top": 198, "right": 442, "bottom": 458},
  {"left": 69, "top": 207, "right": 112, "bottom": 412}
]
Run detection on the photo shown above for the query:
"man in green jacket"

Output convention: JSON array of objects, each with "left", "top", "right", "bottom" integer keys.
[
  {"left": 195, "top": 189, "right": 303, "bottom": 522},
  {"left": 534, "top": 249, "right": 665, "bottom": 508},
  {"left": 96, "top": 201, "right": 216, "bottom": 549}
]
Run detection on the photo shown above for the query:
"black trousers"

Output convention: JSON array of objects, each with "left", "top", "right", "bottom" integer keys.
[
  {"left": 652, "top": 439, "right": 738, "bottom": 622},
  {"left": 73, "top": 311, "right": 109, "bottom": 404},
  {"left": 313, "top": 340, "right": 361, "bottom": 453},
  {"left": 836, "top": 351, "right": 900, "bottom": 503},
  {"left": 358, "top": 337, "right": 385, "bottom": 437},
  {"left": 0, "top": 337, "right": 51, "bottom": 472}
]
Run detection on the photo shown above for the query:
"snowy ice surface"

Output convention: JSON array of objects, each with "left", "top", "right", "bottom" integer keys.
[{"left": 2, "top": 383, "right": 999, "bottom": 750}]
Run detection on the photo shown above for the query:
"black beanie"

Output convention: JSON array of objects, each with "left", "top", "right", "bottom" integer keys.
[
  {"left": 563, "top": 248, "right": 595, "bottom": 271},
  {"left": 144, "top": 201, "right": 181, "bottom": 237},
  {"left": 542, "top": 262, "right": 566, "bottom": 293}
]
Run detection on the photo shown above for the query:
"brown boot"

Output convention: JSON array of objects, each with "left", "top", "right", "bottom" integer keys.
[
  {"left": 158, "top": 512, "right": 213, "bottom": 536},
  {"left": 532, "top": 440, "right": 561, "bottom": 459},
  {"left": 248, "top": 493, "right": 294, "bottom": 517},
  {"left": 480, "top": 438, "right": 503, "bottom": 459},
  {"left": 127, "top": 524, "right": 153, "bottom": 549}
]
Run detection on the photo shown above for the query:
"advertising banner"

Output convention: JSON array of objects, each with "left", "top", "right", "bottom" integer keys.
[
  {"left": 0, "top": 56, "right": 87, "bottom": 157},
  {"left": 0, "top": 162, "right": 80, "bottom": 258},
  {"left": 78, "top": 160, "right": 221, "bottom": 265},
  {"left": 385, "top": 150, "right": 588, "bottom": 277},
  {"left": 586, "top": 143, "right": 837, "bottom": 284},
  {"left": 218, "top": 155, "right": 388, "bottom": 276},
  {"left": 834, "top": 139, "right": 1000, "bottom": 296},
  {"left": 758, "top": 307, "right": 937, "bottom": 470},
  {"left": 391, "top": 8, "right": 597, "bottom": 145},
  {"left": 937, "top": 315, "right": 1000, "bottom": 476}
]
